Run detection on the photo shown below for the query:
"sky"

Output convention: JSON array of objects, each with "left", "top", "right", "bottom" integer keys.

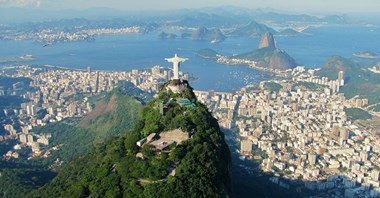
[{"left": 0, "top": 0, "right": 379, "bottom": 14}]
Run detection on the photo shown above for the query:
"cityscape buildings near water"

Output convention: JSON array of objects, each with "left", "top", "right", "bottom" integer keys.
[{"left": 0, "top": 55, "right": 378, "bottom": 197}]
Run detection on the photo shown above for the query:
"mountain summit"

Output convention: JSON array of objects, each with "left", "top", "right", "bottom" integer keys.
[
  {"left": 34, "top": 75, "right": 232, "bottom": 197},
  {"left": 258, "top": 32, "right": 277, "bottom": 49},
  {"left": 234, "top": 32, "right": 296, "bottom": 70}
]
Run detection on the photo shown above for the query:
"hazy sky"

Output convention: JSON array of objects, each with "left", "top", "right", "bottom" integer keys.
[{"left": 0, "top": 0, "right": 379, "bottom": 14}]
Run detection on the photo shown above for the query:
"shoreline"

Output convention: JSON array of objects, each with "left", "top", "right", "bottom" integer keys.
[{"left": 215, "top": 55, "right": 291, "bottom": 77}]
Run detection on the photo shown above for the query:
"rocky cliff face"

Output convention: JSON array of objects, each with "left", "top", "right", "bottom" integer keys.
[
  {"left": 235, "top": 46, "right": 296, "bottom": 70},
  {"left": 259, "top": 32, "right": 277, "bottom": 49},
  {"left": 268, "top": 49, "right": 297, "bottom": 70}
]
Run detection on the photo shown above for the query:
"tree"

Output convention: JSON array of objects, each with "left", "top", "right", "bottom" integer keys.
[{"left": 142, "top": 144, "right": 156, "bottom": 159}]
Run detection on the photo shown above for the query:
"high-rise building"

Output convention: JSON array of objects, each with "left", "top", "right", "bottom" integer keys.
[
  {"left": 26, "top": 105, "right": 36, "bottom": 116},
  {"left": 4, "top": 124, "right": 16, "bottom": 135},
  {"left": 31, "top": 142, "right": 40, "bottom": 152},
  {"left": 241, "top": 139, "right": 253, "bottom": 156},
  {"left": 19, "top": 134, "right": 27, "bottom": 143},
  {"left": 22, "top": 126, "right": 29, "bottom": 134},
  {"left": 372, "top": 170, "right": 380, "bottom": 181},
  {"left": 362, "top": 99, "right": 369, "bottom": 106},
  {"left": 308, "top": 153, "right": 317, "bottom": 166},
  {"left": 356, "top": 99, "right": 363, "bottom": 108},
  {"left": 338, "top": 71, "right": 344, "bottom": 86},
  {"left": 330, "top": 125, "right": 340, "bottom": 141},
  {"left": 27, "top": 135, "right": 34, "bottom": 143},
  {"left": 292, "top": 102, "right": 299, "bottom": 111},
  {"left": 360, "top": 151, "right": 369, "bottom": 161},
  {"left": 339, "top": 128, "right": 349, "bottom": 141}
]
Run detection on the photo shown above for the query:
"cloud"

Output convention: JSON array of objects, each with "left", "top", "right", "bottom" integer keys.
[{"left": 0, "top": 0, "right": 42, "bottom": 7}]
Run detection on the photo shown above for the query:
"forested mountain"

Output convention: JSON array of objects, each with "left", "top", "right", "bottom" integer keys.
[
  {"left": 32, "top": 81, "right": 232, "bottom": 197},
  {"left": 0, "top": 85, "right": 144, "bottom": 197}
]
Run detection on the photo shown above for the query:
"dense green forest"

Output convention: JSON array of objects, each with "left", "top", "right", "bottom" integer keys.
[
  {"left": 0, "top": 140, "right": 57, "bottom": 198},
  {"left": 35, "top": 87, "right": 143, "bottom": 164},
  {"left": 292, "top": 81, "right": 326, "bottom": 91},
  {"left": 344, "top": 107, "right": 372, "bottom": 121},
  {"left": 33, "top": 83, "right": 232, "bottom": 197},
  {"left": 0, "top": 86, "right": 143, "bottom": 197}
]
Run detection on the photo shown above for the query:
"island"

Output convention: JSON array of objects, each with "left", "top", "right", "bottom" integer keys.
[
  {"left": 278, "top": 28, "right": 303, "bottom": 36},
  {"left": 196, "top": 48, "right": 221, "bottom": 59},
  {"left": 353, "top": 51, "right": 380, "bottom": 59},
  {"left": 0, "top": 54, "right": 36, "bottom": 64}
]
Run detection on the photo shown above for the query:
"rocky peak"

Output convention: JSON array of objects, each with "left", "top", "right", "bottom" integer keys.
[{"left": 259, "top": 32, "right": 277, "bottom": 49}]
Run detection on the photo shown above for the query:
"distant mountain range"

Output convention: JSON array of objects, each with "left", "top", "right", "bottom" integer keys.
[
  {"left": 0, "top": 6, "right": 363, "bottom": 28},
  {"left": 1, "top": 6, "right": 369, "bottom": 46},
  {"left": 158, "top": 27, "right": 226, "bottom": 42},
  {"left": 227, "top": 21, "right": 277, "bottom": 37}
]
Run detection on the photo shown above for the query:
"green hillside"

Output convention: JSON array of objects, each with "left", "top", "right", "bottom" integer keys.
[
  {"left": 345, "top": 107, "right": 372, "bottom": 121},
  {"left": 32, "top": 82, "right": 232, "bottom": 197},
  {"left": 38, "top": 87, "right": 143, "bottom": 162},
  {"left": 80, "top": 88, "right": 143, "bottom": 143},
  {"left": 316, "top": 56, "right": 380, "bottom": 104},
  {"left": 0, "top": 86, "right": 143, "bottom": 198}
]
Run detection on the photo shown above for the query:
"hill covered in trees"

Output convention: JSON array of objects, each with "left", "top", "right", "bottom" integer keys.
[
  {"left": 32, "top": 81, "right": 232, "bottom": 197},
  {"left": 316, "top": 55, "right": 380, "bottom": 104},
  {"left": 0, "top": 85, "right": 144, "bottom": 198}
]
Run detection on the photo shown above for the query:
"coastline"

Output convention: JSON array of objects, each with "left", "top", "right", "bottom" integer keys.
[{"left": 215, "top": 55, "right": 290, "bottom": 77}]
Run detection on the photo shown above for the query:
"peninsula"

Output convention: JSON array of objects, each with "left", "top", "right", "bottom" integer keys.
[{"left": 198, "top": 32, "right": 297, "bottom": 72}]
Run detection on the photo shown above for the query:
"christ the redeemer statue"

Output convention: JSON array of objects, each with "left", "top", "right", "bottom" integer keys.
[{"left": 165, "top": 54, "right": 188, "bottom": 81}]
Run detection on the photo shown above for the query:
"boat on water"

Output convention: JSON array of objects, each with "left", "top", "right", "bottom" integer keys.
[
  {"left": 211, "top": 39, "right": 220, "bottom": 44},
  {"left": 43, "top": 42, "right": 53, "bottom": 47}
]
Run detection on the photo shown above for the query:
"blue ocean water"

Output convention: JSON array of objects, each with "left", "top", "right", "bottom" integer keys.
[
  {"left": 278, "top": 25, "right": 380, "bottom": 67},
  {"left": 0, "top": 25, "right": 379, "bottom": 91}
]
